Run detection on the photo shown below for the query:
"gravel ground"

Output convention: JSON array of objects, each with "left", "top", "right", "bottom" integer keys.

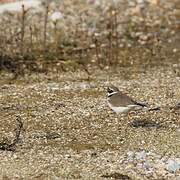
[{"left": 0, "top": 65, "right": 179, "bottom": 179}]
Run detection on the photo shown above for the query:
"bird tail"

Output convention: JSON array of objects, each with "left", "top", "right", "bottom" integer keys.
[
  {"left": 135, "top": 102, "right": 148, "bottom": 107},
  {"left": 134, "top": 101, "right": 161, "bottom": 111},
  {"left": 148, "top": 107, "right": 161, "bottom": 111}
]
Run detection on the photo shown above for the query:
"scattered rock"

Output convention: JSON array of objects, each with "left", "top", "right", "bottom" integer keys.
[
  {"left": 101, "top": 172, "right": 131, "bottom": 180},
  {"left": 130, "top": 119, "right": 161, "bottom": 128},
  {"left": 166, "top": 159, "right": 180, "bottom": 173}
]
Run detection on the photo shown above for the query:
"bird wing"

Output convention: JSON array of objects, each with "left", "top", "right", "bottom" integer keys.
[
  {"left": 133, "top": 101, "right": 148, "bottom": 107},
  {"left": 108, "top": 92, "right": 137, "bottom": 106},
  {"left": 108, "top": 91, "right": 148, "bottom": 107}
]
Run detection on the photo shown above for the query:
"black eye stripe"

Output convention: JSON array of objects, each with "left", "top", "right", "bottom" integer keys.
[{"left": 108, "top": 89, "right": 114, "bottom": 93}]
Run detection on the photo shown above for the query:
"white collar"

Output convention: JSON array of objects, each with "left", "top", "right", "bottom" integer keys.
[{"left": 108, "top": 91, "right": 118, "bottom": 97}]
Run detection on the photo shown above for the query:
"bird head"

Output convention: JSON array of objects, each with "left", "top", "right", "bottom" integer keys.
[{"left": 107, "top": 85, "right": 119, "bottom": 97}]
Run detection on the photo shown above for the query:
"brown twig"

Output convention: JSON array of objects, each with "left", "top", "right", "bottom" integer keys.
[
  {"left": 0, "top": 116, "right": 23, "bottom": 151},
  {"left": 114, "top": 8, "right": 119, "bottom": 64},
  {"left": 20, "top": 5, "right": 27, "bottom": 55},
  {"left": 93, "top": 35, "right": 102, "bottom": 68},
  {"left": 43, "top": 4, "right": 49, "bottom": 52},
  {"left": 29, "top": 26, "right": 33, "bottom": 53}
]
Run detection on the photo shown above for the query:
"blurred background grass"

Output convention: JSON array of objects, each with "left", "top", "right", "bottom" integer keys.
[{"left": 0, "top": 0, "right": 179, "bottom": 78}]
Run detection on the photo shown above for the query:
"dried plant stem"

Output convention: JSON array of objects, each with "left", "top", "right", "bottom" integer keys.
[
  {"left": 93, "top": 36, "right": 101, "bottom": 67},
  {"left": 53, "top": 22, "right": 59, "bottom": 53},
  {"left": 0, "top": 28, "right": 6, "bottom": 56},
  {"left": 78, "top": 48, "right": 91, "bottom": 80},
  {"left": 29, "top": 26, "right": 33, "bottom": 53},
  {"left": 43, "top": 4, "right": 49, "bottom": 52},
  {"left": 0, "top": 116, "right": 23, "bottom": 151},
  {"left": 108, "top": 18, "right": 113, "bottom": 65},
  {"left": 114, "top": 8, "right": 119, "bottom": 64},
  {"left": 33, "top": 25, "right": 39, "bottom": 49},
  {"left": 21, "top": 5, "right": 25, "bottom": 55}
]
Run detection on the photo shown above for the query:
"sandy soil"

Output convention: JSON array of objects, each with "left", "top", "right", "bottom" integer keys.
[{"left": 0, "top": 65, "right": 179, "bottom": 179}]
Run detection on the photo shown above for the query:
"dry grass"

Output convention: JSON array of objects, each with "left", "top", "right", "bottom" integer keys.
[{"left": 0, "top": 0, "right": 179, "bottom": 76}]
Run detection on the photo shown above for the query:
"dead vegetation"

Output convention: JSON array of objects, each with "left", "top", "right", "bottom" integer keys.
[
  {"left": 0, "top": 116, "right": 23, "bottom": 151},
  {"left": 0, "top": 0, "right": 179, "bottom": 78}
]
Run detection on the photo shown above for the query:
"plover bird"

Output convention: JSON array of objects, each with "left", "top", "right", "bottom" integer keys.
[{"left": 107, "top": 85, "right": 157, "bottom": 113}]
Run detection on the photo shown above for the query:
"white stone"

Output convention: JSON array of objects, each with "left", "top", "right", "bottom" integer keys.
[
  {"left": 0, "top": 0, "right": 41, "bottom": 14},
  {"left": 166, "top": 159, "right": 180, "bottom": 173},
  {"left": 50, "top": 11, "right": 63, "bottom": 22}
]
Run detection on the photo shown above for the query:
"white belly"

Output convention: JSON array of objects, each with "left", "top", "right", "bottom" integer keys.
[
  {"left": 111, "top": 106, "right": 131, "bottom": 113},
  {"left": 108, "top": 102, "right": 139, "bottom": 113},
  {"left": 108, "top": 102, "right": 129, "bottom": 113}
]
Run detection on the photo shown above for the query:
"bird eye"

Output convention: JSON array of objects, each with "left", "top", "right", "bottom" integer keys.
[{"left": 108, "top": 88, "right": 113, "bottom": 93}]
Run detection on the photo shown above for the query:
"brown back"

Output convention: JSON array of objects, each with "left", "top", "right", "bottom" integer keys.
[{"left": 108, "top": 91, "right": 136, "bottom": 106}]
